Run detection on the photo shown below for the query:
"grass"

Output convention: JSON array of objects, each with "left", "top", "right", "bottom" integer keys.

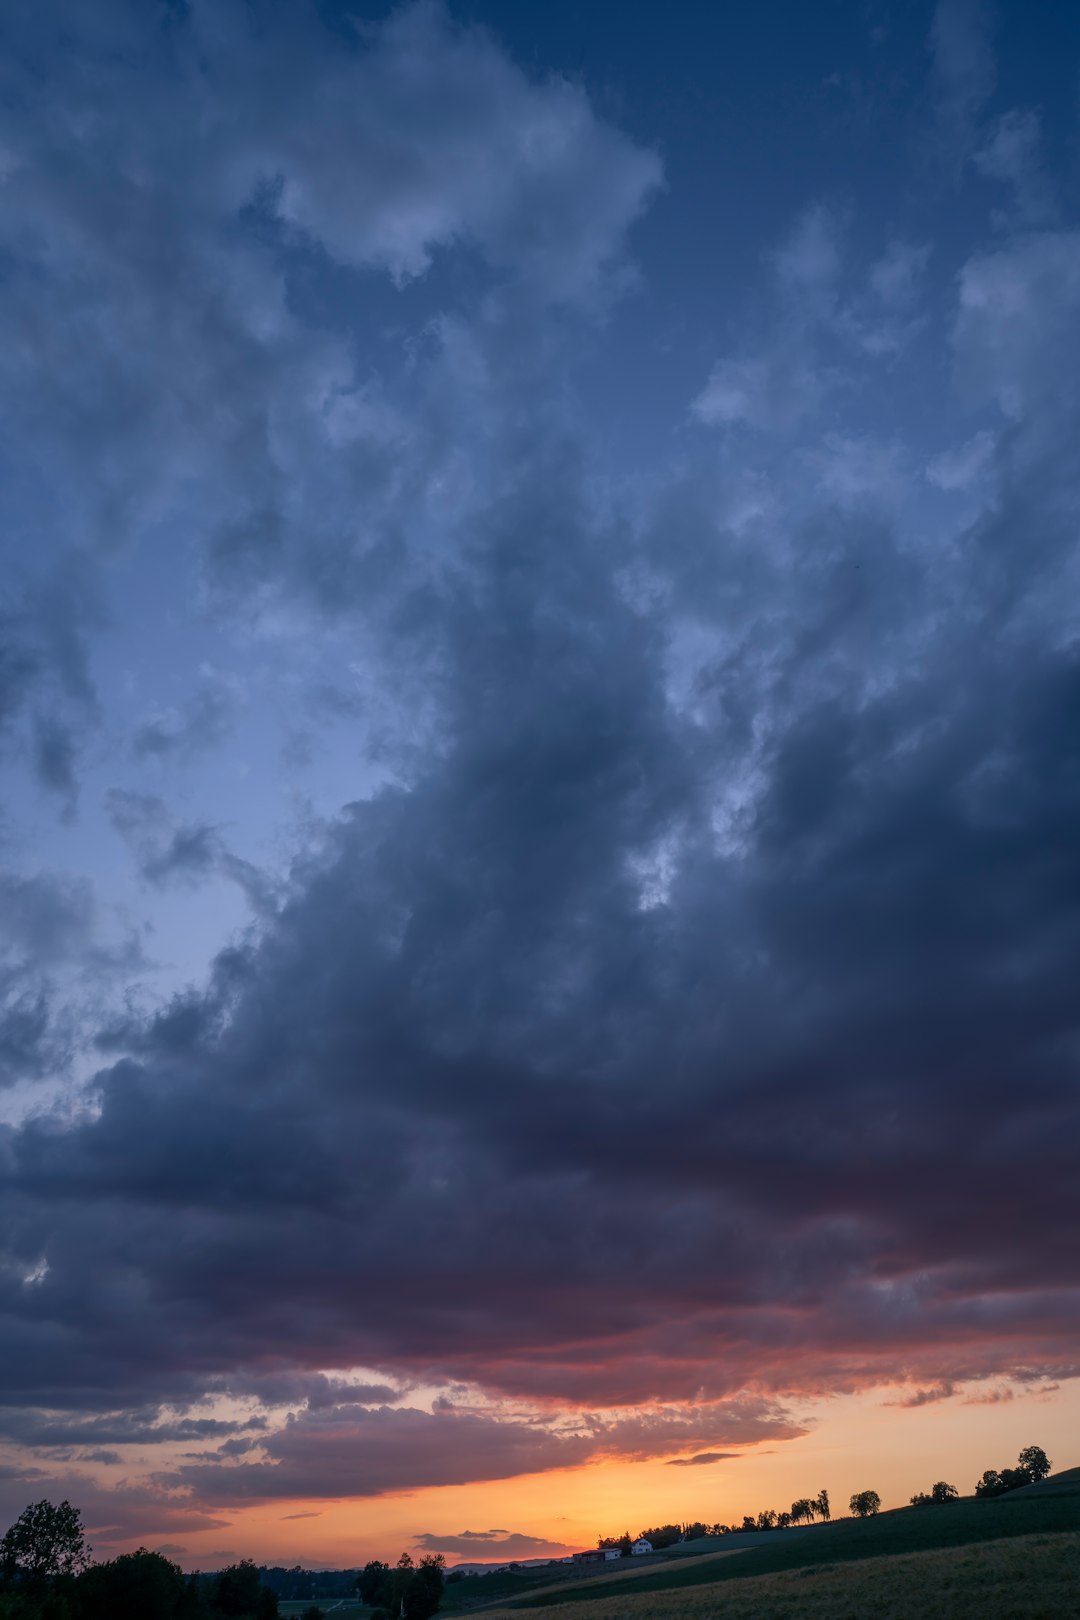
[
  {"left": 277, "top": 1602, "right": 368, "bottom": 1618},
  {"left": 453, "top": 1551, "right": 753, "bottom": 1610},
  {"left": 480, "top": 1532, "right": 1080, "bottom": 1620},
  {"left": 484, "top": 1468, "right": 1080, "bottom": 1610},
  {"left": 442, "top": 1539, "right": 807, "bottom": 1610}
]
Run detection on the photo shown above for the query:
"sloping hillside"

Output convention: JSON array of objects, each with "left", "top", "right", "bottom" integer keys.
[
  {"left": 483, "top": 1531, "right": 1080, "bottom": 1620},
  {"left": 489, "top": 1467, "right": 1080, "bottom": 1610}
]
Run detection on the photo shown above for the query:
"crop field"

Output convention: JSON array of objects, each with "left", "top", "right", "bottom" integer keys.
[
  {"left": 480, "top": 1532, "right": 1080, "bottom": 1620},
  {"left": 485, "top": 1469, "right": 1080, "bottom": 1610},
  {"left": 277, "top": 1601, "right": 368, "bottom": 1618}
]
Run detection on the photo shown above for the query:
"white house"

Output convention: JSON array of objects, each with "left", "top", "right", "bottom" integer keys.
[
  {"left": 601, "top": 1548, "right": 622, "bottom": 1561},
  {"left": 631, "top": 1538, "right": 653, "bottom": 1556}
]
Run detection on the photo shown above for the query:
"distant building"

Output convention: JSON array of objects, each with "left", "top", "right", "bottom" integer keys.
[
  {"left": 631, "top": 1538, "right": 653, "bottom": 1556},
  {"left": 571, "top": 1550, "right": 607, "bottom": 1565},
  {"left": 601, "top": 1548, "right": 622, "bottom": 1561}
]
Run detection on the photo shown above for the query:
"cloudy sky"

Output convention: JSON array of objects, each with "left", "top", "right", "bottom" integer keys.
[{"left": 1, "top": 0, "right": 1079, "bottom": 1571}]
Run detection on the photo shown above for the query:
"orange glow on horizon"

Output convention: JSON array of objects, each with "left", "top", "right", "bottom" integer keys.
[{"left": 112, "top": 1378, "right": 1079, "bottom": 1572}]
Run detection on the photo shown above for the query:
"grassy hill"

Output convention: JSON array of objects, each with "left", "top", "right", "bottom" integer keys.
[
  {"left": 475, "top": 1467, "right": 1079, "bottom": 1611},
  {"left": 482, "top": 1531, "right": 1080, "bottom": 1620}
]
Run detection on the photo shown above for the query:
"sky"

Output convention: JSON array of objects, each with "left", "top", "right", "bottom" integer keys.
[{"left": 1, "top": 0, "right": 1079, "bottom": 1573}]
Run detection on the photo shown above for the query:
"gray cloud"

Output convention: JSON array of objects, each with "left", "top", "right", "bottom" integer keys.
[
  {"left": 665, "top": 1453, "right": 736, "bottom": 1467},
  {"left": 106, "top": 790, "right": 275, "bottom": 910},
  {"left": 0, "top": 868, "right": 143, "bottom": 1087},
  {"left": 0, "top": 0, "right": 1077, "bottom": 1544},
  {"left": 173, "top": 1405, "right": 596, "bottom": 1503},
  {"left": 413, "top": 1529, "right": 571, "bottom": 1557},
  {"left": 132, "top": 685, "right": 235, "bottom": 764},
  {"left": 166, "top": 1398, "right": 798, "bottom": 1506},
  {"left": 0, "top": 1407, "right": 266, "bottom": 1449},
  {"left": 0, "top": 556, "right": 103, "bottom": 804},
  {"left": 32, "top": 716, "right": 79, "bottom": 813}
]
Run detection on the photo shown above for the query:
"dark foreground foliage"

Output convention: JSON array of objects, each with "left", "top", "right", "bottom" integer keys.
[{"left": 0, "top": 1510, "right": 279, "bottom": 1620}]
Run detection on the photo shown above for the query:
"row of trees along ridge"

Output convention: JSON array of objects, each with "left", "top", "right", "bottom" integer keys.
[
  {"left": 594, "top": 1445, "right": 1051, "bottom": 1549},
  {"left": 0, "top": 1447, "right": 1052, "bottom": 1619}
]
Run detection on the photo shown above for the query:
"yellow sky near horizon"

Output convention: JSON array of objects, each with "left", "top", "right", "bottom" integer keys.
[{"left": 130, "top": 1377, "right": 1077, "bottom": 1571}]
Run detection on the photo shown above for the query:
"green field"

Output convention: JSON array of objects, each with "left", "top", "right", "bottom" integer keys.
[
  {"left": 277, "top": 1602, "right": 368, "bottom": 1619},
  {"left": 470, "top": 1468, "right": 1080, "bottom": 1611},
  {"left": 482, "top": 1532, "right": 1080, "bottom": 1620},
  {"left": 292, "top": 1471, "right": 1079, "bottom": 1618}
]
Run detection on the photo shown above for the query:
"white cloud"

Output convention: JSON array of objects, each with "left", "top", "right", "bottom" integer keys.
[
  {"left": 692, "top": 354, "right": 821, "bottom": 432},
  {"left": 805, "top": 433, "right": 907, "bottom": 505},
  {"left": 926, "top": 429, "right": 996, "bottom": 492},
  {"left": 202, "top": 0, "right": 661, "bottom": 301},
  {"left": 955, "top": 232, "right": 1080, "bottom": 417}
]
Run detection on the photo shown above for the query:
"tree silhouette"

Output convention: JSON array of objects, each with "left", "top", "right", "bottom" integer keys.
[
  {"left": 849, "top": 1490, "right": 881, "bottom": 1518},
  {"left": 211, "top": 1559, "right": 277, "bottom": 1620},
  {"left": 910, "top": 1481, "right": 958, "bottom": 1508},
  {"left": 404, "top": 1553, "right": 446, "bottom": 1620},
  {"left": 1018, "top": 1446, "right": 1052, "bottom": 1483},
  {"left": 78, "top": 1548, "right": 186, "bottom": 1620},
  {"left": 358, "top": 1561, "right": 391, "bottom": 1606},
  {"left": 0, "top": 1500, "right": 90, "bottom": 1587},
  {"left": 816, "top": 1489, "right": 831, "bottom": 1522},
  {"left": 976, "top": 1446, "right": 1052, "bottom": 1498}
]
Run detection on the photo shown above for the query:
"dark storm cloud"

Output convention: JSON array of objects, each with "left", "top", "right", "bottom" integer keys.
[
  {"left": 0, "top": 1409, "right": 265, "bottom": 1449},
  {"left": 206, "top": 1373, "right": 407, "bottom": 1411},
  {"left": 6, "top": 274, "right": 1080, "bottom": 1468},
  {"left": 0, "top": 0, "right": 1079, "bottom": 1533}
]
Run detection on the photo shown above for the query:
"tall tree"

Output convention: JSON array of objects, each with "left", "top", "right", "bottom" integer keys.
[
  {"left": 816, "top": 1489, "right": 831, "bottom": 1522},
  {"left": 357, "top": 1561, "right": 391, "bottom": 1606},
  {"left": 849, "top": 1490, "right": 881, "bottom": 1518},
  {"left": 1018, "top": 1446, "right": 1052, "bottom": 1483},
  {"left": 0, "top": 1500, "right": 90, "bottom": 1587},
  {"left": 404, "top": 1554, "right": 445, "bottom": 1620},
  {"left": 211, "top": 1559, "right": 277, "bottom": 1620},
  {"left": 78, "top": 1549, "right": 186, "bottom": 1620}
]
